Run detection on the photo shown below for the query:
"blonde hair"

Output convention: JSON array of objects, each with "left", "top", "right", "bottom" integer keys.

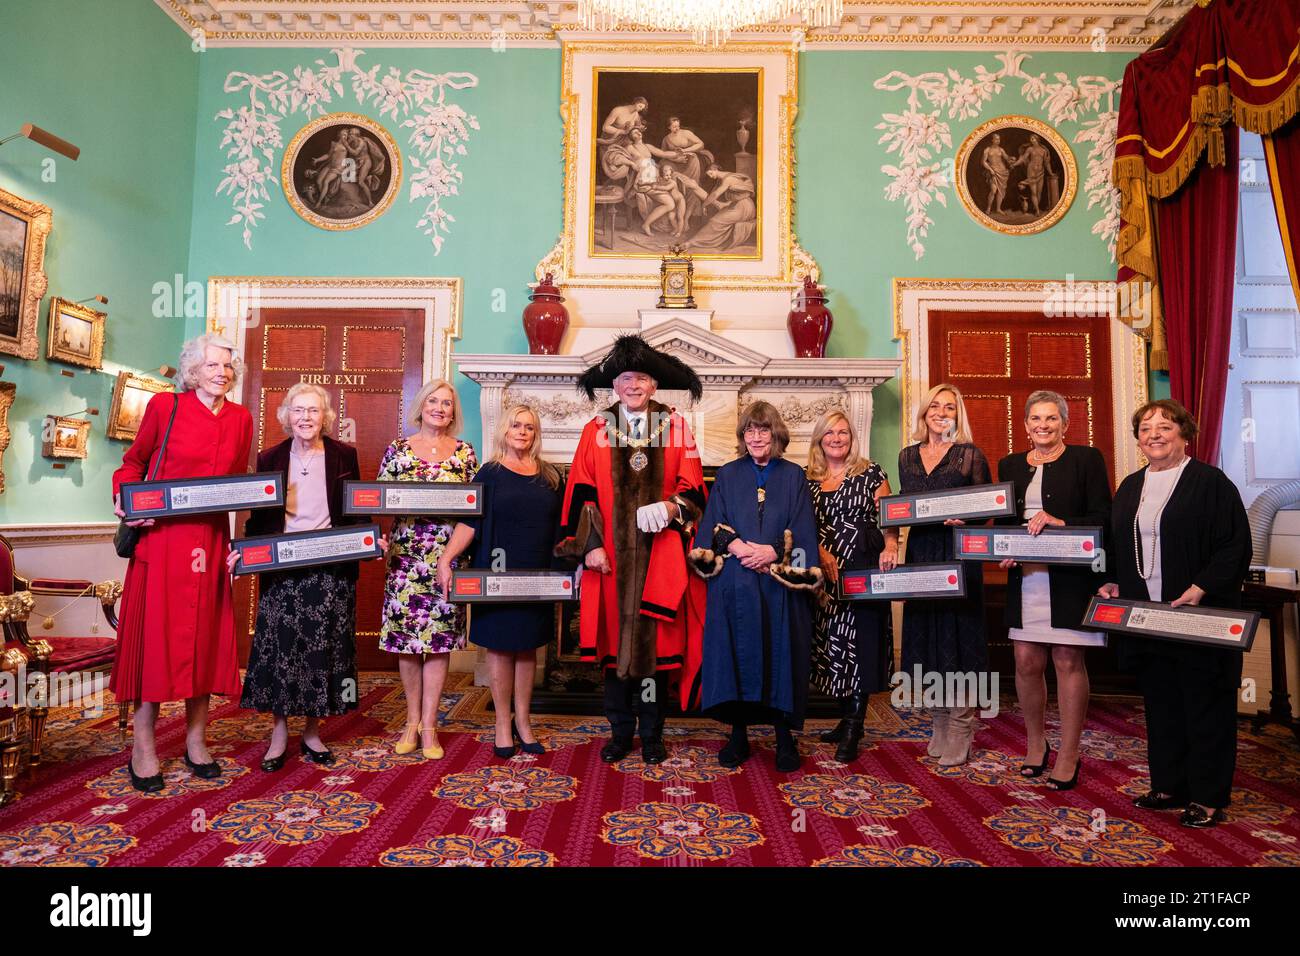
[
  {"left": 276, "top": 382, "right": 336, "bottom": 435},
  {"left": 909, "top": 383, "right": 974, "bottom": 445},
  {"left": 178, "top": 333, "right": 243, "bottom": 392},
  {"left": 806, "top": 410, "right": 872, "bottom": 481},
  {"left": 409, "top": 378, "right": 463, "bottom": 434},
  {"left": 493, "top": 404, "right": 561, "bottom": 489}
]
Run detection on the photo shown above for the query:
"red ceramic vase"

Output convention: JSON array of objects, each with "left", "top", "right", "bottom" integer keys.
[
  {"left": 522, "top": 273, "right": 569, "bottom": 355},
  {"left": 787, "top": 275, "right": 833, "bottom": 358}
]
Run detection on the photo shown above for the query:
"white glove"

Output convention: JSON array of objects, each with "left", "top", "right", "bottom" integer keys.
[{"left": 636, "top": 501, "right": 671, "bottom": 534}]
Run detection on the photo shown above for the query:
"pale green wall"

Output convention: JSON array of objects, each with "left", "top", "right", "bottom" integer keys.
[{"left": 0, "top": 0, "right": 198, "bottom": 522}]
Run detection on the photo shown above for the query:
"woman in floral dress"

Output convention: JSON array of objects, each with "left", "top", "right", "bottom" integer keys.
[{"left": 378, "top": 379, "right": 478, "bottom": 759}]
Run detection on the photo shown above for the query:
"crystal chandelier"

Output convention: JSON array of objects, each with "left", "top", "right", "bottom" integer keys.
[{"left": 579, "top": 0, "right": 844, "bottom": 46}]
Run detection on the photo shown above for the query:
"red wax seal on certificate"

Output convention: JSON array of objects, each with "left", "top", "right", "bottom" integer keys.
[
  {"left": 264, "top": 485, "right": 275, "bottom": 495},
  {"left": 995, "top": 494, "right": 1005, "bottom": 505},
  {"left": 131, "top": 490, "right": 166, "bottom": 511},
  {"left": 947, "top": 574, "right": 958, "bottom": 584},
  {"left": 363, "top": 536, "right": 374, "bottom": 546},
  {"left": 466, "top": 493, "right": 476, "bottom": 504},
  {"left": 562, "top": 580, "right": 571, "bottom": 590},
  {"left": 1229, "top": 624, "right": 1243, "bottom": 635},
  {"left": 1082, "top": 541, "right": 1094, "bottom": 551},
  {"left": 843, "top": 576, "right": 867, "bottom": 595}
]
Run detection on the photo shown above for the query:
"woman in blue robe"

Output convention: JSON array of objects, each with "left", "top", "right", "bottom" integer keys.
[{"left": 688, "top": 401, "right": 823, "bottom": 773}]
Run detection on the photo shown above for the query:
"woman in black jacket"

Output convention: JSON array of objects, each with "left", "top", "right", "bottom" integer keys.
[
  {"left": 996, "top": 390, "right": 1111, "bottom": 790},
  {"left": 1099, "top": 399, "right": 1251, "bottom": 828}
]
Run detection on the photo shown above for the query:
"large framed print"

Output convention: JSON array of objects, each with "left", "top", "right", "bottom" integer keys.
[
  {"left": 1081, "top": 597, "right": 1260, "bottom": 652},
  {"left": 878, "top": 482, "right": 1015, "bottom": 528},
  {"left": 233, "top": 525, "right": 382, "bottom": 575},
  {"left": 343, "top": 480, "right": 483, "bottom": 517},
  {"left": 953, "top": 526, "right": 1104, "bottom": 566},
  {"left": 119, "top": 472, "right": 284, "bottom": 519},
  {"left": 552, "top": 42, "right": 805, "bottom": 292},
  {"left": 838, "top": 563, "right": 966, "bottom": 601},
  {"left": 450, "top": 570, "right": 579, "bottom": 603},
  {"left": 0, "top": 186, "right": 52, "bottom": 361}
]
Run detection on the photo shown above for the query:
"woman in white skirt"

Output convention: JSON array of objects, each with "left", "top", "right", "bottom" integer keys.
[{"left": 996, "top": 390, "right": 1112, "bottom": 790}]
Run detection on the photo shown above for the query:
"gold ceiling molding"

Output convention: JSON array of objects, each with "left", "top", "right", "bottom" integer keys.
[{"left": 155, "top": 0, "right": 1190, "bottom": 48}]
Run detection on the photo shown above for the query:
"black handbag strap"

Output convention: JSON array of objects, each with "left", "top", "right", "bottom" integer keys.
[{"left": 147, "top": 394, "right": 180, "bottom": 481}]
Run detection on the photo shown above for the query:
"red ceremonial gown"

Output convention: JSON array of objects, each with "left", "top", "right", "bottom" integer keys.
[
  {"left": 557, "top": 401, "right": 707, "bottom": 708},
  {"left": 110, "top": 390, "right": 252, "bottom": 702}
]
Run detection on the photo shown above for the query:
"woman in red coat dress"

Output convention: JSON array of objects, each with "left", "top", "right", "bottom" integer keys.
[{"left": 111, "top": 334, "right": 253, "bottom": 792}]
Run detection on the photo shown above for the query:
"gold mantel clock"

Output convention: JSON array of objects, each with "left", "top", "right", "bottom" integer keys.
[{"left": 657, "top": 245, "right": 696, "bottom": 309}]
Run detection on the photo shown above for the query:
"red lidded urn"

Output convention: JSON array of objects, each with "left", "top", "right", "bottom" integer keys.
[
  {"left": 787, "top": 274, "right": 833, "bottom": 358},
  {"left": 523, "top": 273, "right": 569, "bottom": 355}
]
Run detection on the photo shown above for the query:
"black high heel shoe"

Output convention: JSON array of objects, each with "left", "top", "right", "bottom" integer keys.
[
  {"left": 1045, "top": 756, "right": 1081, "bottom": 791},
  {"left": 300, "top": 740, "right": 335, "bottom": 765},
  {"left": 513, "top": 722, "right": 545, "bottom": 755},
  {"left": 1020, "top": 740, "right": 1051, "bottom": 778},
  {"left": 183, "top": 750, "right": 222, "bottom": 779},
  {"left": 493, "top": 742, "right": 518, "bottom": 759},
  {"left": 127, "top": 758, "right": 164, "bottom": 793}
]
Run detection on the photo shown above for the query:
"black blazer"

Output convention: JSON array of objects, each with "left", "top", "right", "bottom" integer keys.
[
  {"left": 1110, "top": 457, "right": 1252, "bottom": 664},
  {"left": 244, "top": 434, "right": 364, "bottom": 580},
  {"left": 996, "top": 444, "right": 1112, "bottom": 630}
]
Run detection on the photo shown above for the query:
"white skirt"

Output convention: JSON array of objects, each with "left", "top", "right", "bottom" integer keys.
[{"left": 1007, "top": 564, "right": 1107, "bottom": 647}]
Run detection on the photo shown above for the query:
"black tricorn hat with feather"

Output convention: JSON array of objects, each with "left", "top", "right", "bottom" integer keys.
[{"left": 577, "top": 333, "right": 703, "bottom": 401}]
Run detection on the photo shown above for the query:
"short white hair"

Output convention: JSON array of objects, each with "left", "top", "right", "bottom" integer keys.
[
  {"left": 276, "top": 382, "right": 336, "bottom": 435},
  {"left": 178, "top": 333, "right": 244, "bottom": 392}
]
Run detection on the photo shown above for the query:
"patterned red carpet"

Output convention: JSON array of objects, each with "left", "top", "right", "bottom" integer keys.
[{"left": 1, "top": 673, "right": 1298, "bottom": 867}]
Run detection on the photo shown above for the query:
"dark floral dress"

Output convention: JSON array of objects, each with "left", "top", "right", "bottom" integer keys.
[
  {"left": 808, "top": 464, "right": 892, "bottom": 697},
  {"left": 378, "top": 437, "right": 478, "bottom": 654}
]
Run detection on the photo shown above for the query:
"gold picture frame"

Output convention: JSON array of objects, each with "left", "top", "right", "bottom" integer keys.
[
  {"left": 281, "top": 112, "right": 402, "bottom": 232},
  {"left": 0, "top": 185, "right": 52, "bottom": 361},
  {"left": 42, "top": 416, "right": 90, "bottom": 460},
  {"left": 106, "top": 372, "right": 173, "bottom": 442},
  {"left": 45, "top": 296, "right": 105, "bottom": 369},
  {"left": 954, "top": 114, "right": 1078, "bottom": 237},
  {"left": 0, "top": 382, "right": 14, "bottom": 493}
]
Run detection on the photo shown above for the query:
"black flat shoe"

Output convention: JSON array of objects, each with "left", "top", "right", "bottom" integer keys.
[
  {"left": 775, "top": 744, "right": 802, "bottom": 773},
  {"left": 260, "top": 747, "right": 288, "bottom": 773},
  {"left": 300, "top": 740, "right": 335, "bottom": 765},
  {"left": 717, "top": 740, "right": 751, "bottom": 768},
  {"left": 1020, "top": 740, "right": 1051, "bottom": 778},
  {"left": 601, "top": 738, "right": 633, "bottom": 763},
  {"left": 1180, "top": 805, "right": 1227, "bottom": 829},
  {"left": 819, "top": 719, "right": 849, "bottom": 744},
  {"left": 1045, "top": 757, "right": 1081, "bottom": 791},
  {"left": 1133, "top": 791, "right": 1187, "bottom": 811},
  {"left": 642, "top": 738, "right": 667, "bottom": 764},
  {"left": 513, "top": 723, "right": 545, "bottom": 755},
  {"left": 183, "top": 752, "right": 222, "bottom": 779},
  {"left": 127, "top": 758, "right": 164, "bottom": 793}
]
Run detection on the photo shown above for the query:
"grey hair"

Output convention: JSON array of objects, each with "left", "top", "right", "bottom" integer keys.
[
  {"left": 178, "top": 333, "right": 244, "bottom": 392},
  {"left": 276, "top": 382, "right": 336, "bottom": 435},
  {"left": 1024, "top": 389, "right": 1069, "bottom": 425}
]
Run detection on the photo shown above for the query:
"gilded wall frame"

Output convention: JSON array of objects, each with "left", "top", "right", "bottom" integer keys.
[
  {"left": 281, "top": 112, "right": 402, "bottom": 232},
  {"left": 106, "top": 372, "right": 174, "bottom": 442},
  {"left": 0, "top": 186, "right": 52, "bottom": 361},
  {"left": 954, "top": 115, "right": 1077, "bottom": 237},
  {"left": 42, "top": 416, "right": 90, "bottom": 460},
  {"left": 45, "top": 297, "right": 105, "bottom": 370},
  {"left": 0, "top": 382, "right": 14, "bottom": 493}
]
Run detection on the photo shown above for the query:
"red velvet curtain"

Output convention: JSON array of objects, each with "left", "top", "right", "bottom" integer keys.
[
  {"left": 1263, "top": 115, "right": 1300, "bottom": 309},
  {"left": 1155, "top": 125, "right": 1239, "bottom": 465}
]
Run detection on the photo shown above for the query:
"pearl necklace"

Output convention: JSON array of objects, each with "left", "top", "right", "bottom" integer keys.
[
  {"left": 1028, "top": 443, "right": 1065, "bottom": 466},
  {"left": 1133, "top": 456, "right": 1189, "bottom": 581}
]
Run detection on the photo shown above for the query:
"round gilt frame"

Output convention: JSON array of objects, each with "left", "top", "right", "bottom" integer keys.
[
  {"left": 954, "top": 114, "right": 1077, "bottom": 237},
  {"left": 281, "top": 112, "right": 402, "bottom": 232}
]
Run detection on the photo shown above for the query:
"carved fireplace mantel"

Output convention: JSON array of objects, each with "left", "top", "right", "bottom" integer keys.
[{"left": 456, "top": 314, "right": 901, "bottom": 468}]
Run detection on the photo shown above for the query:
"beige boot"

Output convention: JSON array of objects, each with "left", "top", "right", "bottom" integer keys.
[
  {"left": 926, "top": 708, "right": 950, "bottom": 758},
  {"left": 939, "top": 707, "right": 978, "bottom": 767}
]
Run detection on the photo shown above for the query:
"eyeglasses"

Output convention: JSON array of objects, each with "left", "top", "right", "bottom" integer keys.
[
  {"left": 289, "top": 407, "right": 322, "bottom": 418},
  {"left": 743, "top": 425, "right": 772, "bottom": 436}
]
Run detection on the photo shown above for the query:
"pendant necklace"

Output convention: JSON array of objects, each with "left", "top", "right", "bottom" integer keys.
[
  {"left": 611, "top": 415, "right": 671, "bottom": 472},
  {"left": 292, "top": 448, "right": 320, "bottom": 476}
]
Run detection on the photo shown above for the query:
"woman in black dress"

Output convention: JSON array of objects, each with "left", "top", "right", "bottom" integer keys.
[
  {"left": 898, "top": 383, "right": 992, "bottom": 767},
  {"left": 234, "top": 384, "right": 367, "bottom": 771},
  {"left": 1100, "top": 399, "right": 1251, "bottom": 828},
  {"left": 438, "top": 405, "right": 563, "bottom": 759},
  {"left": 806, "top": 410, "right": 898, "bottom": 762}
]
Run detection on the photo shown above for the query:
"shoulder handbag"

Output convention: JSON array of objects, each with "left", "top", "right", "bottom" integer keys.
[{"left": 114, "top": 394, "right": 180, "bottom": 559}]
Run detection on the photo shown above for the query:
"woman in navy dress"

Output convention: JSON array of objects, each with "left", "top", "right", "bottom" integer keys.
[
  {"left": 438, "top": 405, "right": 563, "bottom": 758},
  {"left": 688, "top": 401, "right": 823, "bottom": 773},
  {"left": 898, "top": 383, "right": 992, "bottom": 767}
]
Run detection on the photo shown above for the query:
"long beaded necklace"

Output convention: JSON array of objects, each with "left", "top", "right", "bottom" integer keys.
[{"left": 1133, "top": 456, "right": 1190, "bottom": 580}]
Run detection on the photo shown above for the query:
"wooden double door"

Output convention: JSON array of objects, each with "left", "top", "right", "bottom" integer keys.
[{"left": 235, "top": 307, "right": 426, "bottom": 670}]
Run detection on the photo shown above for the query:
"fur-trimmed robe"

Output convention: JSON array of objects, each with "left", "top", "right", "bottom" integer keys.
[{"left": 556, "top": 400, "right": 707, "bottom": 704}]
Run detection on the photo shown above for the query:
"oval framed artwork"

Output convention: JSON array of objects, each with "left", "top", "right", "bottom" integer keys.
[
  {"left": 955, "top": 115, "right": 1077, "bottom": 236},
  {"left": 281, "top": 112, "right": 402, "bottom": 231}
]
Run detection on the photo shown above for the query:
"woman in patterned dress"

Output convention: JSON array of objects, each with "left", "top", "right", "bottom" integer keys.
[
  {"left": 377, "top": 379, "right": 478, "bottom": 759},
  {"left": 806, "top": 411, "right": 899, "bottom": 763},
  {"left": 898, "top": 383, "right": 992, "bottom": 767}
]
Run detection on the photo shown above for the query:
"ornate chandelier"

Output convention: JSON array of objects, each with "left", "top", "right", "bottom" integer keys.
[{"left": 579, "top": 0, "right": 844, "bottom": 46}]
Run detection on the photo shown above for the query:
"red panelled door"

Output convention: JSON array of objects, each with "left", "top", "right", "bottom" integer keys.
[{"left": 236, "top": 308, "right": 426, "bottom": 670}]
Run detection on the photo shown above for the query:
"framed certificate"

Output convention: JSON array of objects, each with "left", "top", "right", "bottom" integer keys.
[
  {"left": 1081, "top": 597, "right": 1260, "bottom": 652},
  {"left": 343, "top": 480, "right": 483, "bottom": 517},
  {"left": 878, "top": 482, "right": 1015, "bottom": 528},
  {"left": 838, "top": 563, "right": 966, "bottom": 601},
  {"left": 232, "top": 524, "right": 383, "bottom": 575},
  {"left": 120, "top": 472, "right": 284, "bottom": 519},
  {"left": 953, "top": 526, "right": 1104, "bottom": 566},
  {"left": 450, "top": 570, "right": 579, "bottom": 603}
]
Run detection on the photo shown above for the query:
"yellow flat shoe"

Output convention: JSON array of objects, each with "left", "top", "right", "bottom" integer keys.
[
  {"left": 421, "top": 726, "right": 444, "bottom": 760},
  {"left": 394, "top": 722, "right": 419, "bottom": 755}
]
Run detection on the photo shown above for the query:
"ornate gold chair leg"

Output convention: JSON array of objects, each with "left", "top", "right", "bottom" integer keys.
[
  {"left": 0, "top": 740, "right": 20, "bottom": 807},
  {"left": 28, "top": 706, "right": 47, "bottom": 768},
  {"left": 118, "top": 701, "right": 129, "bottom": 749}
]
